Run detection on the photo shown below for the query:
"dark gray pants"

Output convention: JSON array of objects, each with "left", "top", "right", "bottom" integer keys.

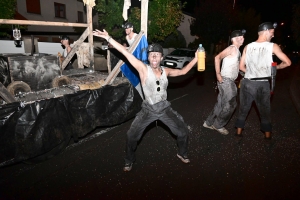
[
  {"left": 235, "top": 78, "right": 272, "bottom": 132},
  {"left": 205, "top": 78, "right": 237, "bottom": 129},
  {"left": 125, "top": 100, "right": 189, "bottom": 163}
]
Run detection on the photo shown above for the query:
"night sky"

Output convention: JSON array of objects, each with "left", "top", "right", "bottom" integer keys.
[{"left": 181, "top": 0, "right": 300, "bottom": 22}]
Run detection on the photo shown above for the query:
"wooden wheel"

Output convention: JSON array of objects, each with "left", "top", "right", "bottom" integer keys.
[
  {"left": 52, "top": 76, "right": 71, "bottom": 88},
  {"left": 7, "top": 81, "right": 31, "bottom": 95}
]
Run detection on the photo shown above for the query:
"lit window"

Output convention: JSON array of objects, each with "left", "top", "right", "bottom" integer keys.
[{"left": 54, "top": 3, "right": 66, "bottom": 18}]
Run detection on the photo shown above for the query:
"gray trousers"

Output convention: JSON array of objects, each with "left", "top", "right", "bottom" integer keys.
[
  {"left": 205, "top": 78, "right": 237, "bottom": 129},
  {"left": 235, "top": 78, "right": 272, "bottom": 132},
  {"left": 125, "top": 100, "right": 189, "bottom": 163}
]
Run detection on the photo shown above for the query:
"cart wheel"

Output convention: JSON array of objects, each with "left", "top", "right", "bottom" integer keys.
[
  {"left": 52, "top": 76, "right": 71, "bottom": 88},
  {"left": 7, "top": 81, "right": 31, "bottom": 95}
]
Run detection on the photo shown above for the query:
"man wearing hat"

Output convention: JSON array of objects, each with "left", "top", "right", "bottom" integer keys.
[
  {"left": 203, "top": 30, "right": 245, "bottom": 135},
  {"left": 235, "top": 22, "right": 291, "bottom": 139},
  {"left": 93, "top": 28, "right": 199, "bottom": 172},
  {"left": 122, "top": 22, "right": 137, "bottom": 46}
]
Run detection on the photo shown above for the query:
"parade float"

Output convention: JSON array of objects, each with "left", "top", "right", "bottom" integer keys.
[{"left": 0, "top": 0, "right": 150, "bottom": 166}]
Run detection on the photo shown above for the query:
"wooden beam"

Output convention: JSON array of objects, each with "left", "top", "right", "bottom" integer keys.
[
  {"left": 61, "top": 28, "right": 89, "bottom": 70},
  {"left": 87, "top": 5, "right": 94, "bottom": 70},
  {"left": 141, "top": 0, "right": 149, "bottom": 38},
  {"left": 0, "top": 19, "right": 88, "bottom": 27},
  {"left": 103, "top": 31, "right": 144, "bottom": 85},
  {"left": 0, "top": 82, "right": 16, "bottom": 103}
]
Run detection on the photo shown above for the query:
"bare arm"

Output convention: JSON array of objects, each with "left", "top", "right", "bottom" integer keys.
[
  {"left": 215, "top": 46, "right": 235, "bottom": 83},
  {"left": 239, "top": 45, "right": 247, "bottom": 72},
  {"left": 93, "top": 29, "right": 146, "bottom": 76},
  {"left": 165, "top": 51, "right": 198, "bottom": 77},
  {"left": 273, "top": 44, "right": 292, "bottom": 69},
  {"left": 66, "top": 46, "right": 72, "bottom": 54}
]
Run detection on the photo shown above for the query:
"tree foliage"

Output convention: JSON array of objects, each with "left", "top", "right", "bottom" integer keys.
[
  {"left": 0, "top": 0, "right": 17, "bottom": 38},
  {"left": 162, "top": 30, "right": 186, "bottom": 48},
  {"left": 95, "top": 0, "right": 185, "bottom": 43},
  {"left": 291, "top": 3, "right": 300, "bottom": 46}
]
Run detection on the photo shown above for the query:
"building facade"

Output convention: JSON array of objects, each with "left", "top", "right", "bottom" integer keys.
[
  {"left": 16, "top": 0, "right": 99, "bottom": 42},
  {"left": 177, "top": 13, "right": 197, "bottom": 47}
]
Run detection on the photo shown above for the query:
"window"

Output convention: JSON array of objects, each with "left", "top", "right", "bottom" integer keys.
[
  {"left": 54, "top": 3, "right": 66, "bottom": 18},
  {"left": 78, "top": 11, "right": 84, "bottom": 23},
  {"left": 26, "top": 0, "right": 41, "bottom": 14}
]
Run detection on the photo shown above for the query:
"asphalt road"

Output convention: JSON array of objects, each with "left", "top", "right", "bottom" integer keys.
[{"left": 1, "top": 64, "right": 300, "bottom": 200}]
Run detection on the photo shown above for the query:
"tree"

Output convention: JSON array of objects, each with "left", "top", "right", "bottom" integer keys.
[
  {"left": 95, "top": 0, "right": 185, "bottom": 43},
  {"left": 162, "top": 30, "right": 186, "bottom": 48},
  {"left": 0, "top": 0, "right": 17, "bottom": 38},
  {"left": 291, "top": 3, "right": 300, "bottom": 46}
]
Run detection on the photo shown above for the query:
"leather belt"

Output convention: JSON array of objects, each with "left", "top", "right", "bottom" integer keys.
[{"left": 247, "top": 77, "right": 269, "bottom": 81}]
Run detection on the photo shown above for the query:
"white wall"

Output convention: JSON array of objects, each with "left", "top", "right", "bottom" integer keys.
[
  {"left": 0, "top": 40, "right": 62, "bottom": 55},
  {"left": 39, "top": 42, "right": 63, "bottom": 55},
  {"left": 16, "top": 0, "right": 98, "bottom": 33},
  {"left": 177, "top": 14, "right": 197, "bottom": 47},
  {"left": 0, "top": 40, "right": 25, "bottom": 54}
]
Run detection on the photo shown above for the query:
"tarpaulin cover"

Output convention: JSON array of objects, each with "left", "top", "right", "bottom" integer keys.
[{"left": 0, "top": 82, "right": 142, "bottom": 166}]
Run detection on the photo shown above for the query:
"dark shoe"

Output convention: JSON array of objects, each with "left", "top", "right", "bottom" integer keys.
[
  {"left": 264, "top": 138, "right": 275, "bottom": 150},
  {"left": 264, "top": 136, "right": 272, "bottom": 140},
  {"left": 235, "top": 133, "right": 243, "bottom": 137},
  {"left": 177, "top": 154, "right": 190, "bottom": 163},
  {"left": 123, "top": 163, "right": 133, "bottom": 172}
]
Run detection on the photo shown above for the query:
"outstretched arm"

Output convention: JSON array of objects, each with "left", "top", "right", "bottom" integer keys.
[
  {"left": 93, "top": 29, "right": 146, "bottom": 75},
  {"left": 165, "top": 51, "right": 198, "bottom": 77}
]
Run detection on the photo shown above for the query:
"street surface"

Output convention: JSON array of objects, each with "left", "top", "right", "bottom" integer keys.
[{"left": 0, "top": 64, "right": 300, "bottom": 199}]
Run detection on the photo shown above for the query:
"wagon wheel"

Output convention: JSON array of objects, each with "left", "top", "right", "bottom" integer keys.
[
  {"left": 52, "top": 76, "right": 71, "bottom": 88},
  {"left": 7, "top": 81, "right": 31, "bottom": 95}
]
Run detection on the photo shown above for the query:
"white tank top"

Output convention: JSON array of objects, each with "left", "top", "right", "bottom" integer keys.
[
  {"left": 220, "top": 45, "right": 240, "bottom": 80},
  {"left": 126, "top": 33, "right": 137, "bottom": 46},
  {"left": 142, "top": 65, "right": 168, "bottom": 105},
  {"left": 245, "top": 42, "right": 274, "bottom": 79}
]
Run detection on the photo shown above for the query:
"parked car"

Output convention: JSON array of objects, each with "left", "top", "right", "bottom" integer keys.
[{"left": 162, "top": 48, "right": 195, "bottom": 69}]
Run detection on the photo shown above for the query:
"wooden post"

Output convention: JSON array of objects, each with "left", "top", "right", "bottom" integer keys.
[
  {"left": 87, "top": 5, "right": 95, "bottom": 71},
  {"left": 141, "top": 0, "right": 149, "bottom": 38},
  {"left": 0, "top": 82, "right": 16, "bottom": 103},
  {"left": 61, "top": 28, "right": 89, "bottom": 70},
  {"left": 103, "top": 31, "right": 144, "bottom": 85}
]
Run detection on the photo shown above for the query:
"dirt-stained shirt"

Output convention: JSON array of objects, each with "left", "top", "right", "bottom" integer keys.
[
  {"left": 220, "top": 45, "right": 240, "bottom": 80},
  {"left": 142, "top": 65, "right": 168, "bottom": 105},
  {"left": 245, "top": 42, "right": 274, "bottom": 79}
]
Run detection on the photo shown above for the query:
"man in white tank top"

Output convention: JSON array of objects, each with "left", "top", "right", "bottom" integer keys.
[
  {"left": 203, "top": 30, "right": 245, "bottom": 135},
  {"left": 122, "top": 22, "right": 137, "bottom": 46},
  {"left": 235, "top": 22, "right": 291, "bottom": 139},
  {"left": 93, "top": 29, "right": 199, "bottom": 172}
]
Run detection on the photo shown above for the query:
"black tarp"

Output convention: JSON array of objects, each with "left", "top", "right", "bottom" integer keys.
[{"left": 0, "top": 82, "right": 142, "bottom": 166}]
